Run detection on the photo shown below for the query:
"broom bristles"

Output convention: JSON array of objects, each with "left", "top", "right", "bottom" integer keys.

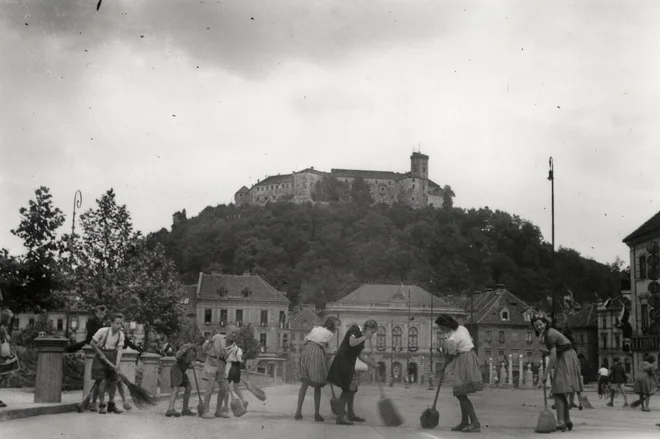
[
  {"left": 119, "top": 373, "right": 158, "bottom": 409},
  {"left": 230, "top": 398, "right": 247, "bottom": 417},
  {"left": 535, "top": 408, "right": 557, "bottom": 433},
  {"left": 378, "top": 397, "right": 404, "bottom": 427},
  {"left": 420, "top": 408, "right": 440, "bottom": 429}
]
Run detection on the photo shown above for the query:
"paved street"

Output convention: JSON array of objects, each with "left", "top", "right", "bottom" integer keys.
[{"left": 2, "top": 384, "right": 660, "bottom": 438}]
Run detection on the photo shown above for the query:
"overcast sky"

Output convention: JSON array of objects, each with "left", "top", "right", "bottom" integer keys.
[{"left": 1, "top": 0, "right": 659, "bottom": 268}]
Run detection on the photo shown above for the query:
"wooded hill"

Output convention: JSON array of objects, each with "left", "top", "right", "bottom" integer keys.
[{"left": 147, "top": 200, "right": 628, "bottom": 310}]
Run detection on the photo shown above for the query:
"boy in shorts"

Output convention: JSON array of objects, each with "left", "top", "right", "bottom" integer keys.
[
  {"left": 166, "top": 336, "right": 206, "bottom": 417},
  {"left": 224, "top": 334, "right": 247, "bottom": 409}
]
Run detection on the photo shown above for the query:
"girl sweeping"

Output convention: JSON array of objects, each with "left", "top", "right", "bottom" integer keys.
[
  {"left": 295, "top": 317, "right": 339, "bottom": 422},
  {"left": 435, "top": 313, "right": 484, "bottom": 433},
  {"left": 327, "top": 320, "right": 379, "bottom": 425},
  {"left": 533, "top": 313, "right": 584, "bottom": 432},
  {"left": 633, "top": 355, "right": 659, "bottom": 412}
]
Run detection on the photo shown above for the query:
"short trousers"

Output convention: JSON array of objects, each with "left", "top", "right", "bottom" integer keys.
[
  {"left": 227, "top": 362, "right": 241, "bottom": 384},
  {"left": 202, "top": 361, "right": 227, "bottom": 383},
  {"left": 170, "top": 363, "right": 191, "bottom": 388}
]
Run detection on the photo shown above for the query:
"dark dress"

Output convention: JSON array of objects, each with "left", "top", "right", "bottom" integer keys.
[{"left": 327, "top": 325, "right": 364, "bottom": 392}]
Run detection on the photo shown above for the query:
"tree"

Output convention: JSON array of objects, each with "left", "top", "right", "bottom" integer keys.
[
  {"left": 1, "top": 187, "right": 67, "bottom": 313},
  {"left": 234, "top": 324, "right": 260, "bottom": 361},
  {"left": 350, "top": 177, "right": 374, "bottom": 206},
  {"left": 442, "top": 185, "right": 456, "bottom": 209}
]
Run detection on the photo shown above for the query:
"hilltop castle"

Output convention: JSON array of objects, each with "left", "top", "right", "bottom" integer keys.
[{"left": 234, "top": 152, "right": 446, "bottom": 209}]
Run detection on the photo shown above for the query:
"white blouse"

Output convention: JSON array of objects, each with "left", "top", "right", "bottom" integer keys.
[
  {"left": 446, "top": 326, "right": 475, "bottom": 355},
  {"left": 305, "top": 326, "right": 334, "bottom": 345}
]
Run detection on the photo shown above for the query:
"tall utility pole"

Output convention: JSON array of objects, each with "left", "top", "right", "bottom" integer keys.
[
  {"left": 66, "top": 190, "right": 82, "bottom": 339},
  {"left": 548, "top": 158, "right": 556, "bottom": 321},
  {"left": 471, "top": 291, "right": 476, "bottom": 354}
]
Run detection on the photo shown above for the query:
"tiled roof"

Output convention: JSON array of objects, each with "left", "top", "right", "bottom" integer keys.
[
  {"left": 197, "top": 273, "right": 290, "bottom": 303},
  {"left": 623, "top": 209, "right": 660, "bottom": 243},
  {"left": 255, "top": 174, "right": 294, "bottom": 186},
  {"left": 465, "top": 288, "right": 536, "bottom": 325},
  {"left": 331, "top": 169, "right": 405, "bottom": 181},
  {"left": 562, "top": 303, "right": 597, "bottom": 329},
  {"left": 337, "top": 284, "right": 449, "bottom": 307},
  {"left": 236, "top": 186, "right": 249, "bottom": 193},
  {"left": 289, "top": 306, "right": 322, "bottom": 330}
]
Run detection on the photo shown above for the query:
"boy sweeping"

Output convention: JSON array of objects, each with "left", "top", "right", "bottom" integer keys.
[
  {"left": 166, "top": 336, "right": 206, "bottom": 417},
  {"left": 224, "top": 333, "right": 248, "bottom": 409}
]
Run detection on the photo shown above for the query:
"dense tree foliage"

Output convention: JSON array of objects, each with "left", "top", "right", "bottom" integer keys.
[{"left": 148, "top": 201, "right": 628, "bottom": 310}]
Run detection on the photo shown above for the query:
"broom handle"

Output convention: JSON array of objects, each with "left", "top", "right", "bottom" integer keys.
[
  {"left": 368, "top": 338, "right": 387, "bottom": 398},
  {"left": 191, "top": 362, "right": 203, "bottom": 403},
  {"left": 431, "top": 371, "right": 444, "bottom": 410},
  {"left": 541, "top": 353, "right": 548, "bottom": 408}
]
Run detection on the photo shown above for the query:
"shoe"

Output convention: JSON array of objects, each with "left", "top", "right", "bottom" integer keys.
[
  {"left": 166, "top": 410, "right": 181, "bottom": 417},
  {"left": 555, "top": 424, "right": 567, "bottom": 432},
  {"left": 347, "top": 414, "right": 366, "bottom": 422},
  {"left": 314, "top": 413, "right": 324, "bottom": 422},
  {"left": 623, "top": 403, "right": 629, "bottom": 408},
  {"left": 607, "top": 402, "right": 613, "bottom": 407},
  {"left": 123, "top": 403, "right": 132, "bottom": 411},
  {"left": 567, "top": 422, "right": 573, "bottom": 431},
  {"left": 215, "top": 412, "right": 230, "bottom": 418},
  {"left": 98, "top": 404, "right": 107, "bottom": 414},
  {"left": 295, "top": 412, "right": 303, "bottom": 420},
  {"left": 202, "top": 413, "right": 215, "bottom": 419},
  {"left": 462, "top": 424, "right": 481, "bottom": 433},
  {"left": 89, "top": 402, "right": 98, "bottom": 412},
  {"left": 336, "top": 417, "right": 354, "bottom": 425},
  {"left": 181, "top": 409, "right": 196, "bottom": 416},
  {"left": 451, "top": 423, "right": 468, "bottom": 431},
  {"left": 107, "top": 403, "right": 123, "bottom": 414},
  {"left": 0, "top": 401, "right": 6, "bottom": 408}
]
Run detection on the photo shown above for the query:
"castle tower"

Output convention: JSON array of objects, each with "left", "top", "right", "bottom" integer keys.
[{"left": 410, "top": 152, "right": 429, "bottom": 179}]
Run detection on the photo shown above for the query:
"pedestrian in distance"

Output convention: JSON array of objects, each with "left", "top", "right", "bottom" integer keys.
[
  {"left": 435, "top": 313, "right": 484, "bottom": 433},
  {"left": 607, "top": 358, "right": 629, "bottom": 408},
  {"left": 166, "top": 336, "right": 206, "bottom": 417},
  {"left": 294, "top": 316, "right": 339, "bottom": 422},
  {"left": 327, "top": 319, "right": 379, "bottom": 425}
]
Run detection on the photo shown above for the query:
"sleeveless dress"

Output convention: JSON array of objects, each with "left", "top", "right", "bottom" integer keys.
[
  {"left": 543, "top": 328, "right": 584, "bottom": 395},
  {"left": 327, "top": 325, "right": 364, "bottom": 392}
]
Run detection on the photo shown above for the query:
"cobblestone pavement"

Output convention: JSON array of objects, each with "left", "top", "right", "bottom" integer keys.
[{"left": 1, "top": 384, "right": 660, "bottom": 438}]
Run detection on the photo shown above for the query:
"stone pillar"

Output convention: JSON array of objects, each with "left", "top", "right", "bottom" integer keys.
[
  {"left": 119, "top": 348, "right": 140, "bottom": 383},
  {"left": 33, "top": 336, "right": 69, "bottom": 403},
  {"left": 499, "top": 362, "right": 506, "bottom": 385},
  {"left": 508, "top": 355, "right": 513, "bottom": 385},
  {"left": 83, "top": 345, "right": 96, "bottom": 395},
  {"left": 140, "top": 353, "right": 161, "bottom": 396},
  {"left": 159, "top": 356, "right": 176, "bottom": 393},
  {"left": 525, "top": 363, "right": 534, "bottom": 389},
  {"left": 518, "top": 355, "right": 523, "bottom": 387}
]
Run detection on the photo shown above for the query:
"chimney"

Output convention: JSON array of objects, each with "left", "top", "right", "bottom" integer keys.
[
  {"left": 495, "top": 284, "right": 505, "bottom": 290},
  {"left": 243, "top": 270, "right": 250, "bottom": 276}
]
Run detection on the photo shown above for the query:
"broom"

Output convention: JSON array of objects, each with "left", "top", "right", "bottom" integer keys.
[
  {"left": 329, "top": 384, "right": 342, "bottom": 416},
  {"left": 369, "top": 339, "right": 404, "bottom": 427},
  {"left": 227, "top": 381, "right": 247, "bottom": 417},
  {"left": 78, "top": 381, "right": 99, "bottom": 413},
  {"left": 420, "top": 371, "right": 444, "bottom": 429},
  {"left": 242, "top": 378, "right": 266, "bottom": 401},
  {"left": 191, "top": 363, "right": 205, "bottom": 416},
  {"left": 535, "top": 356, "right": 557, "bottom": 433}
]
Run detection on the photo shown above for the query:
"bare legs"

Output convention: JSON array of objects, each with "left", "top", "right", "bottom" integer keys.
[
  {"left": 295, "top": 381, "right": 323, "bottom": 421},
  {"left": 455, "top": 395, "right": 480, "bottom": 432}
]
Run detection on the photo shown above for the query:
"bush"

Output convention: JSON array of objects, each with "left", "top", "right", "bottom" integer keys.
[
  {"left": 4, "top": 346, "right": 84, "bottom": 390},
  {"left": 13, "top": 313, "right": 56, "bottom": 347}
]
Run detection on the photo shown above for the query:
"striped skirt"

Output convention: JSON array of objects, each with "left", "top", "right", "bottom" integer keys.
[
  {"left": 453, "top": 350, "right": 484, "bottom": 396},
  {"left": 551, "top": 348, "right": 584, "bottom": 395},
  {"left": 299, "top": 341, "right": 329, "bottom": 387}
]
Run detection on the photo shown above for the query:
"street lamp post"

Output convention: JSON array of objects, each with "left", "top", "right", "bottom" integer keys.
[
  {"left": 548, "top": 158, "right": 555, "bottom": 321},
  {"left": 66, "top": 190, "right": 83, "bottom": 339}
]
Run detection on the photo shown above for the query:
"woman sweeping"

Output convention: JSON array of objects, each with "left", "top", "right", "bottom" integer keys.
[
  {"left": 633, "top": 354, "right": 659, "bottom": 412},
  {"left": 327, "top": 320, "right": 379, "bottom": 425},
  {"left": 294, "top": 317, "right": 339, "bottom": 422},
  {"left": 435, "top": 314, "right": 483, "bottom": 433},
  {"left": 533, "top": 313, "right": 584, "bottom": 432}
]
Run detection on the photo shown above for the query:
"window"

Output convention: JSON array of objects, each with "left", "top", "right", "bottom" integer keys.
[
  {"left": 512, "top": 332, "right": 519, "bottom": 342},
  {"left": 259, "top": 333, "right": 267, "bottom": 347},
  {"left": 236, "top": 309, "right": 243, "bottom": 323},
  {"left": 180, "top": 297, "right": 190, "bottom": 305},
  {"left": 376, "top": 326, "right": 386, "bottom": 349},
  {"left": 57, "top": 319, "right": 63, "bottom": 331},
  {"left": 279, "top": 311, "right": 286, "bottom": 325},
  {"left": 524, "top": 312, "right": 531, "bottom": 322},
  {"left": 639, "top": 255, "right": 647, "bottom": 279},
  {"left": 436, "top": 331, "right": 444, "bottom": 350},
  {"left": 500, "top": 308, "right": 510, "bottom": 321},
  {"left": 204, "top": 309, "right": 212, "bottom": 324},
  {"left": 485, "top": 349, "right": 491, "bottom": 359},
  {"left": 601, "top": 333, "right": 608, "bottom": 349},
  {"left": 282, "top": 333, "right": 288, "bottom": 349},
  {"left": 261, "top": 310, "right": 268, "bottom": 325},
  {"left": 408, "top": 327, "right": 418, "bottom": 349},
  {"left": 220, "top": 309, "right": 228, "bottom": 322},
  {"left": 28, "top": 318, "right": 35, "bottom": 326},
  {"left": 625, "top": 358, "right": 632, "bottom": 374},
  {"left": 526, "top": 332, "right": 533, "bottom": 343},
  {"left": 241, "top": 287, "right": 252, "bottom": 298},
  {"left": 526, "top": 351, "right": 533, "bottom": 364},
  {"left": 603, "top": 318, "right": 607, "bottom": 329},
  {"left": 393, "top": 326, "right": 402, "bottom": 348},
  {"left": 486, "top": 331, "right": 492, "bottom": 342},
  {"left": 579, "top": 334, "right": 584, "bottom": 345},
  {"left": 499, "top": 331, "right": 505, "bottom": 343},
  {"left": 498, "top": 351, "right": 505, "bottom": 362},
  {"left": 603, "top": 358, "right": 609, "bottom": 368},
  {"left": 642, "top": 304, "right": 649, "bottom": 330},
  {"left": 615, "top": 335, "right": 620, "bottom": 349}
]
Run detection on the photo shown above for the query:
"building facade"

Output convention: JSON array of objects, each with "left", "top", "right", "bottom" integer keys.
[
  {"left": 463, "top": 287, "right": 542, "bottom": 385},
  {"left": 234, "top": 153, "right": 446, "bottom": 209},
  {"left": 623, "top": 210, "right": 660, "bottom": 380},
  {"left": 597, "top": 295, "right": 633, "bottom": 383},
  {"left": 562, "top": 303, "right": 598, "bottom": 383},
  {"left": 194, "top": 272, "right": 291, "bottom": 379},
  {"left": 323, "top": 284, "right": 466, "bottom": 384}
]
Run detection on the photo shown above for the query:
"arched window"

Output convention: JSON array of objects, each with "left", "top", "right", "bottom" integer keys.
[
  {"left": 392, "top": 326, "right": 402, "bottom": 348},
  {"left": 376, "top": 326, "right": 387, "bottom": 349},
  {"left": 408, "top": 327, "right": 418, "bottom": 349}
]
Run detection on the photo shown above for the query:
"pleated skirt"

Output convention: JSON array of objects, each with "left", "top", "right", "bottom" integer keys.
[
  {"left": 551, "top": 349, "right": 584, "bottom": 395},
  {"left": 634, "top": 374, "right": 656, "bottom": 394},
  {"left": 453, "top": 350, "right": 484, "bottom": 396},
  {"left": 299, "top": 341, "right": 329, "bottom": 387}
]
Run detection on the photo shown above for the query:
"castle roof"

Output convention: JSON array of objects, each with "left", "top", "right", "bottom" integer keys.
[
  {"left": 255, "top": 174, "right": 294, "bottom": 186},
  {"left": 465, "top": 287, "right": 536, "bottom": 325},
  {"left": 236, "top": 186, "right": 249, "bottom": 194},
  {"left": 623, "top": 209, "right": 660, "bottom": 244},
  {"left": 197, "top": 273, "right": 290, "bottom": 303},
  {"left": 331, "top": 169, "right": 405, "bottom": 181}
]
